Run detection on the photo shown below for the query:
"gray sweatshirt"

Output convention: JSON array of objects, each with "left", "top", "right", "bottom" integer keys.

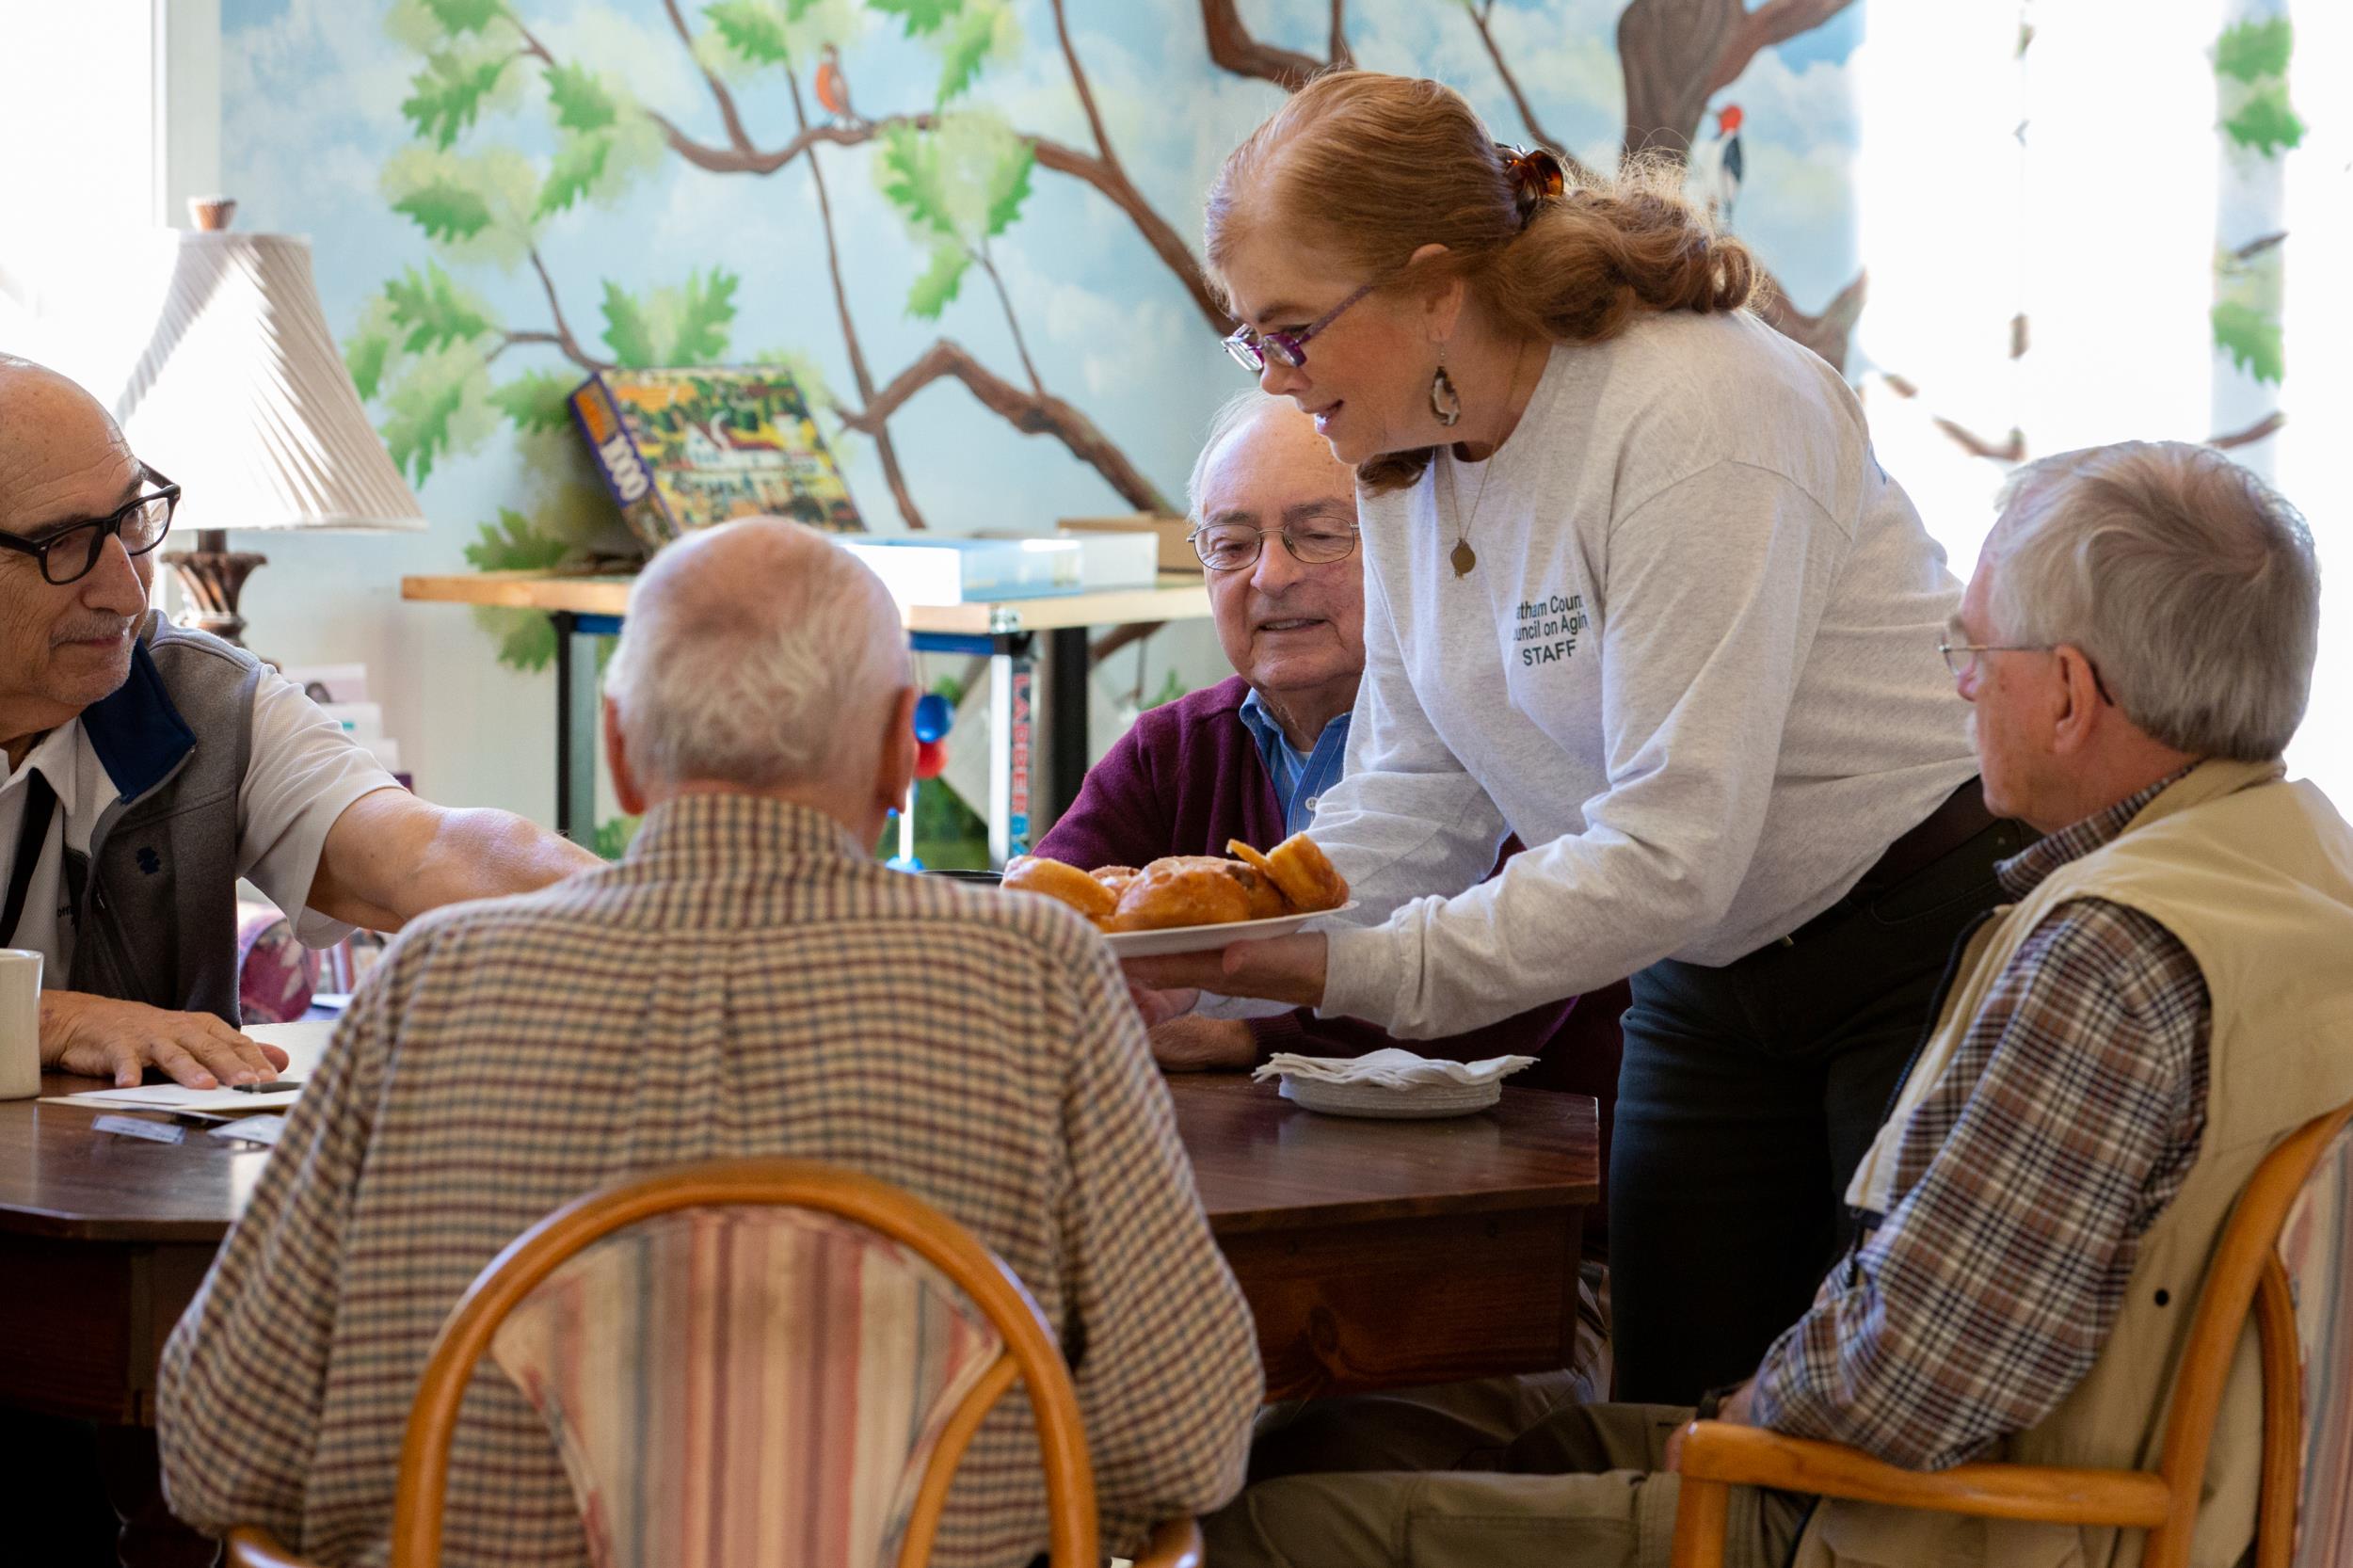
[{"left": 1314, "top": 309, "right": 1977, "bottom": 1038}]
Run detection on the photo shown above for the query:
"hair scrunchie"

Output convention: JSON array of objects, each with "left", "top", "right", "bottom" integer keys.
[{"left": 1496, "top": 143, "right": 1567, "bottom": 228}]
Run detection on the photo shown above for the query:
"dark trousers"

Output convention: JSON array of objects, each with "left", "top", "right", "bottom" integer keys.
[
  {"left": 0, "top": 1411, "right": 218, "bottom": 1566},
  {"left": 1608, "top": 811, "right": 2033, "bottom": 1405}
]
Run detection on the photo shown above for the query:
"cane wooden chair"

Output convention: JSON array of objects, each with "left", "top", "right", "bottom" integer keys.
[
  {"left": 224, "top": 1159, "right": 1204, "bottom": 1568},
  {"left": 1670, "top": 1098, "right": 2353, "bottom": 1568}
]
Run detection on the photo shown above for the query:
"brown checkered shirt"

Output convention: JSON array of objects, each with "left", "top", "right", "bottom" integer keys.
[
  {"left": 1750, "top": 773, "right": 2210, "bottom": 1468},
  {"left": 157, "top": 795, "right": 1263, "bottom": 1565}
]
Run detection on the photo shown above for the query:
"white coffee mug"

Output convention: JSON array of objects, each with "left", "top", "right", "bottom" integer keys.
[{"left": 0, "top": 949, "right": 42, "bottom": 1100}]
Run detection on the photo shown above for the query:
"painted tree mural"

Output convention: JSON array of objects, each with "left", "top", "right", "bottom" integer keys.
[{"left": 345, "top": 0, "right": 1869, "bottom": 670}]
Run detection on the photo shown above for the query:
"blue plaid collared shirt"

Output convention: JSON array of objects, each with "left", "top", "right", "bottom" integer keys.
[{"left": 1236, "top": 689, "right": 1351, "bottom": 837}]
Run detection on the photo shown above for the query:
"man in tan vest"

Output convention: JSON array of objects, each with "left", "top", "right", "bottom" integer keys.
[{"left": 1204, "top": 440, "right": 2353, "bottom": 1568}]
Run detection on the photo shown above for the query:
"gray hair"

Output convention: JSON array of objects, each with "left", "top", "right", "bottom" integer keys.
[
  {"left": 602, "top": 518, "right": 910, "bottom": 791},
  {"left": 1986, "top": 441, "right": 2319, "bottom": 760},
  {"left": 1185, "top": 390, "right": 1286, "bottom": 525}
]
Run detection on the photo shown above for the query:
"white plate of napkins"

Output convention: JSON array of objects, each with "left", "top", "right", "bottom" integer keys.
[{"left": 1253, "top": 1048, "right": 1536, "bottom": 1119}]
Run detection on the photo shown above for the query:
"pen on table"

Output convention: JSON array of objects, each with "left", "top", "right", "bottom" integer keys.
[{"left": 231, "top": 1080, "right": 300, "bottom": 1094}]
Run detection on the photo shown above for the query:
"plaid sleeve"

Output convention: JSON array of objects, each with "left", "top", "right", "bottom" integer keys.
[
  {"left": 155, "top": 966, "right": 392, "bottom": 1538},
  {"left": 1748, "top": 899, "right": 2208, "bottom": 1469},
  {"left": 1050, "top": 937, "right": 1263, "bottom": 1550}
]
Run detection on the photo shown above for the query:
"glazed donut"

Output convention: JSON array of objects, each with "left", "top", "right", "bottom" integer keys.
[
  {"left": 1225, "top": 840, "right": 1280, "bottom": 885},
  {"left": 1257, "top": 832, "right": 1349, "bottom": 912},
  {"left": 1003, "top": 855, "right": 1118, "bottom": 922},
  {"left": 1092, "top": 865, "right": 1140, "bottom": 905},
  {"left": 1104, "top": 858, "right": 1255, "bottom": 932}
]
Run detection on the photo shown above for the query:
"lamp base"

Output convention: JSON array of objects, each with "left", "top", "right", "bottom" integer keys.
[{"left": 164, "top": 530, "right": 268, "bottom": 646}]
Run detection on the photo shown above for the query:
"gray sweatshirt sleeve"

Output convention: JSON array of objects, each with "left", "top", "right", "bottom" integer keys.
[{"left": 1322, "top": 461, "right": 1849, "bottom": 1036}]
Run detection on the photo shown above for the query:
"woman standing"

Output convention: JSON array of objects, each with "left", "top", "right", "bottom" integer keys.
[{"left": 1135, "top": 72, "right": 2022, "bottom": 1404}]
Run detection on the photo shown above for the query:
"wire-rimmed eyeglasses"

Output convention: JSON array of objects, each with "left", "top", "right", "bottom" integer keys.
[
  {"left": 1940, "top": 640, "right": 2116, "bottom": 705},
  {"left": 0, "top": 465, "right": 179, "bottom": 585},
  {"left": 1189, "top": 519, "right": 1361, "bottom": 572}
]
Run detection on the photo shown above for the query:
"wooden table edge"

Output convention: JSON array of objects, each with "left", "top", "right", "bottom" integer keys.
[{"left": 1202, "top": 1181, "right": 1599, "bottom": 1234}]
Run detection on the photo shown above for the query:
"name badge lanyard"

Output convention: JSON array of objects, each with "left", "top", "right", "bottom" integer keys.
[{"left": 1, "top": 772, "right": 58, "bottom": 950}]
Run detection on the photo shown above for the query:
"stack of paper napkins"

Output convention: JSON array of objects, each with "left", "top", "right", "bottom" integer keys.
[{"left": 1252, "top": 1048, "right": 1535, "bottom": 1088}]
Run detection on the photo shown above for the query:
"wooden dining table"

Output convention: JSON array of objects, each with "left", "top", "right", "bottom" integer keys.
[{"left": 0, "top": 1057, "right": 1597, "bottom": 1423}]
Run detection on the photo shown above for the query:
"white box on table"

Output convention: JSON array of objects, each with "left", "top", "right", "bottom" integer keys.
[{"left": 840, "top": 536, "right": 1086, "bottom": 605}]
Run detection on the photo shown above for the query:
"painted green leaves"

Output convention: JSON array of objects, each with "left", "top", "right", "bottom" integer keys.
[
  {"left": 403, "top": 48, "right": 517, "bottom": 147},
  {"left": 2211, "top": 15, "right": 2297, "bottom": 391},
  {"left": 599, "top": 272, "right": 742, "bottom": 368},
  {"left": 2215, "top": 17, "right": 2302, "bottom": 157},
  {"left": 870, "top": 0, "right": 1017, "bottom": 104},
  {"left": 701, "top": 0, "right": 856, "bottom": 69},
  {"left": 875, "top": 114, "right": 1033, "bottom": 319},
  {"left": 344, "top": 264, "right": 502, "bottom": 484},
  {"left": 462, "top": 509, "right": 571, "bottom": 669},
  {"left": 2210, "top": 299, "right": 2282, "bottom": 386}
]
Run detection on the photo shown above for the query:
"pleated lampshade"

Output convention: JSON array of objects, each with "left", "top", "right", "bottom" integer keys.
[{"left": 110, "top": 228, "right": 426, "bottom": 536}]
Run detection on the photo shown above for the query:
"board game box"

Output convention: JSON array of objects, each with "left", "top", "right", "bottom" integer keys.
[{"left": 569, "top": 367, "right": 865, "bottom": 549}]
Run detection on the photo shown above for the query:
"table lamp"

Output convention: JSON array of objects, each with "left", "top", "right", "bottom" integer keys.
[{"left": 108, "top": 199, "right": 427, "bottom": 645}]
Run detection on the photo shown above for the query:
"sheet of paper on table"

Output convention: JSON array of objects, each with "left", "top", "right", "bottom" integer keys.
[{"left": 40, "top": 1021, "right": 335, "bottom": 1114}]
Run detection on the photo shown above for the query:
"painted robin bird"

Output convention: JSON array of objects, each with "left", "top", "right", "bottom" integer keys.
[{"left": 814, "top": 43, "right": 860, "bottom": 127}]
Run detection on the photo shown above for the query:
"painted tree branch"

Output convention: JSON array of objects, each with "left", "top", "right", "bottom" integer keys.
[
  {"left": 1046, "top": 0, "right": 1230, "bottom": 333},
  {"left": 1618, "top": 0, "right": 1857, "bottom": 154},
  {"left": 1465, "top": 1, "right": 1600, "bottom": 182},
  {"left": 525, "top": 247, "right": 610, "bottom": 371},
  {"left": 615, "top": 20, "right": 1231, "bottom": 339},
  {"left": 2208, "top": 410, "right": 2284, "bottom": 449},
  {"left": 838, "top": 339, "right": 1176, "bottom": 516},
  {"left": 1200, "top": 0, "right": 1333, "bottom": 89},
  {"left": 1330, "top": 1, "right": 1354, "bottom": 67},
  {"left": 1753, "top": 266, "right": 1866, "bottom": 372},
  {"left": 1877, "top": 373, "right": 2025, "bottom": 463},
  {"left": 491, "top": 328, "right": 604, "bottom": 370},
  {"left": 977, "top": 240, "right": 1045, "bottom": 396},
  {"left": 1030, "top": 141, "right": 1229, "bottom": 331},
  {"left": 660, "top": 0, "right": 758, "bottom": 154},
  {"left": 639, "top": 107, "right": 936, "bottom": 173},
  {"left": 782, "top": 69, "right": 926, "bottom": 530}
]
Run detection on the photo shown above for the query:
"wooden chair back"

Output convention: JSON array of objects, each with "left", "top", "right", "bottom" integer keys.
[
  {"left": 2148, "top": 1103, "right": 2352, "bottom": 1568},
  {"left": 382, "top": 1158, "right": 1098, "bottom": 1568},
  {"left": 1669, "top": 1099, "right": 2353, "bottom": 1568},
  {"left": 2276, "top": 1112, "right": 2353, "bottom": 1567}
]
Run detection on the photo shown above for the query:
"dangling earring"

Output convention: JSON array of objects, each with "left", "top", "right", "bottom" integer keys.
[{"left": 1430, "top": 351, "right": 1463, "bottom": 427}]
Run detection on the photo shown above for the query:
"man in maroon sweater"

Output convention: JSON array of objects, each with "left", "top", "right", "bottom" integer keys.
[{"left": 1036, "top": 393, "right": 1625, "bottom": 1124}]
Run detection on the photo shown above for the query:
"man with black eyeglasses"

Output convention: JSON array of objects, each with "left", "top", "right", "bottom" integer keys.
[{"left": 0, "top": 358, "right": 599, "bottom": 1092}]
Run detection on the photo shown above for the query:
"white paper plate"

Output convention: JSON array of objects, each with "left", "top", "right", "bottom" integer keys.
[
  {"left": 1101, "top": 902, "right": 1357, "bottom": 958},
  {"left": 1279, "top": 1075, "right": 1503, "bottom": 1119}
]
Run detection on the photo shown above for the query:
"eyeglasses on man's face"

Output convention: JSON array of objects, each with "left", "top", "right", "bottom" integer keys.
[
  {"left": 1939, "top": 638, "right": 2116, "bottom": 705},
  {"left": 0, "top": 465, "right": 179, "bottom": 586},
  {"left": 1222, "top": 282, "right": 1378, "bottom": 375},
  {"left": 1190, "top": 519, "right": 1361, "bottom": 572}
]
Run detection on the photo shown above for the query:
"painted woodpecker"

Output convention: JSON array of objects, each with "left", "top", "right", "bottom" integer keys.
[{"left": 1711, "top": 103, "right": 1745, "bottom": 229}]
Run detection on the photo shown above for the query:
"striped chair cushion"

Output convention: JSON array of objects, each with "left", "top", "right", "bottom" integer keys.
[
  {"left": 2281, "top": 1123, "right": 2353, "bottom": 1568},
  {"left": 489, "top": 1205, "right": 1004, "bottom": 1568}
]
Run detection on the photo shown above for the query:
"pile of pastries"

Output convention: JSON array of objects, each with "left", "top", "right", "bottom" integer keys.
[{"left": 1005, "top": 832, "right": 1349, "bottom": 932}]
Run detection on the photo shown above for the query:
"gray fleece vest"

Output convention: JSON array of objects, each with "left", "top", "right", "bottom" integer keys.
[{"left": 64, "top": 612, "right": 262, "bottom": 1026}]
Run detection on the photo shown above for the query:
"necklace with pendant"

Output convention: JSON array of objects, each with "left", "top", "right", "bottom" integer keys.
[
  {"left": 1441, "top": 451, "right": 1492, "bottom": 579},
  {"left": 1436, "top": 339, "right": 1538, "bottom": 580}
]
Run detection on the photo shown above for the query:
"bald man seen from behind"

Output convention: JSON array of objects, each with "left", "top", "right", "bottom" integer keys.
[{"left": 155, "top": 519, "right": 1263, "bottom": 1568}]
